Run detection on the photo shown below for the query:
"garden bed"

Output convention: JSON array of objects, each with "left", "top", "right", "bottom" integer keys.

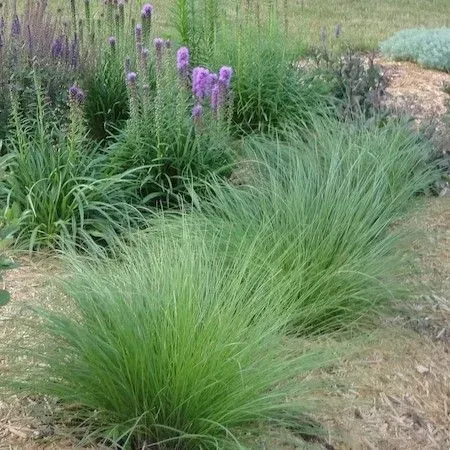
[
  {"left": 1, "top": 2, "right": 449, "bottom": 448},
  {"left": 1, "top": 197, "right": 448, "bottom": 450}
]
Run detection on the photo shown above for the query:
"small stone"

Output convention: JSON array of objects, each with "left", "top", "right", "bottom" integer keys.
[{"left": 415, "top": 364, "right": 430, "bottom": 374}]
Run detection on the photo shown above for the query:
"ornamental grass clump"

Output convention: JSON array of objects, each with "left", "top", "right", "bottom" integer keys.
[
  {"left": 190, "top": 115, "right": 439, "bottom": 334},
  {"left": 208, "top": 13, "right": 330, "bottom": 134},
  {"left": 8, "top": 221, "right": 330, "bottom": 448}
]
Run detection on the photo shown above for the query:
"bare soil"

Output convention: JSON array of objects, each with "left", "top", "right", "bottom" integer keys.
[{"left": 317, "top": 197, "right": 450, "bottom": 450}]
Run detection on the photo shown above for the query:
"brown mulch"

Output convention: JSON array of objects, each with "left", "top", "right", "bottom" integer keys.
[
  {"left": 316, "top": 197, "right": 450, "bottom": 450},
  {"left": 377, "top": 58, "right": 450, "bottom": 155}
]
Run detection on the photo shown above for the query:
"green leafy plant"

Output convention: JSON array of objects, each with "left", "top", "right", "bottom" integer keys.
[
  {"left": 0, "top": 228, "right": 18, "bottom": 307},
  {"left": 310, "top": 28, "right": 386, "bottom": 119},
  {"left": 172, "top": 0, "right": 222, "bottom": 65},
  {"left": 0, "top": 139, "right": 18, "bottom": 306},
  {"left": 82, "top": 46, "right": 130, "bottom": 142},
  {"left": 330, "top": 52, "right": 386, "bottom": 118},
  {"left": 8, "top": 221, "right": 330, "bottom": 448},
  {"left": 380, "top": 28, "right": 450, "bottom": 72},
  {"left": 108, "top": 40, "right": 233, "bottom": 206},
  {"left": 0, "top": 74, "right": 145, "bottom": 251},
  {"left": 209, "top": 12, "right": 329, "bottom": 134}
]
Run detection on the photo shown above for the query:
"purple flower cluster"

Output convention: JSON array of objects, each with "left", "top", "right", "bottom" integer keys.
[
  {"left": 135, "top": 23, "right": 143, "bottom": 57},
  {"left": 141, "top": 3, "right": 153, "bottom": 19},
  {"left": 51, "top": 35, "right": 64, "bottom": 58},
  {"left": 192, "top": 104, "right": 203, "bottom": 122},
  {"left": 135, "top": 23, "right": 143, "bottom": 41},
  {"left": 126, "top": 71, "right": 137, "bottom": 87},
  {"left": 108, "top": 36, "right": 116, "bottom": 48},
  {"left": 48, "top": 29, "right": 80, "bottom": 68},
  {"left": 191, "top": 64, "right": 233, "bottom": 119},
  {"left": 152, "top": 37, "right": 171, "bottom": 68},
  {"left": 176, "top": 47, "right": 190, "bottom": 77},
  {"left": 154, "top": 37, "right": 164, "bottom": 57},
  {"left": 142, "top": 48, "right": 149, "bottom": 70},
  {"left": 192, "top": 67, "right": 211, "bottom": 100},
  {"left": 68, "top": 84, "right": 86, "bottom": 104},
  {"left": 10, "top": 14, "right": 21, "bottom": 37},
  {"left": 218, "top": 66, "right": 233, "bottom": 88}
]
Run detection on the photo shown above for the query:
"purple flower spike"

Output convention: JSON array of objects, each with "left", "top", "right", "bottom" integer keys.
[
  {"left": 135, "top": 24, "right": 143, "bottom": 56},
  {"left": 154, "top": 37, "right": 164, "bottom": 52},
  {"left": 218, "top": 66, "right": 233, "bottom": 88},
  {"left": 211, "top": 84, "right": 220, "bottom": 113},
  {"left": 135, "top": 24, "right": 142, "bottom": 41},
  {"left": 176, "top": 47, "right": 189, "bottom": 75},
  {"left": 192, "top": 104, "right": 203, "bottom": 121},
  {"left": 68, "top": 84, "right": 86, "bottom": 104},
  {"left": 68, "top": 85, "right": 78, "bottom": 98},
  {"left": 141, "top": 3, "right": 153, "bottom": 19},
  {"left": 142, "top": 48, "right": 149, "bottom": 70},
  {"left": 11, "top": 14, "right": 21, "bottom": 37},
  {"left": 154, "top": 37, "right": 164, "bottom": 64},
  {"left": 192, "top": 67, "right": 210, "bottom": 100},
  {"left": 207, "top": 72, "right": 218, "bottom": 93},
  {"left": 127, "top": 72, "right": 137, "bottom": 86},
  {"left": 51, "top": 36, "right": 63, "bottom": 58},
  {"left": 108, "top": 36, "right": 116, "bottom": 48}
]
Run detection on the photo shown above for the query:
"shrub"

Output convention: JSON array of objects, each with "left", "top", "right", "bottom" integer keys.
[
  {"left": 309, "top": 29, "right": 387, "bottom": 119},
  {"left": 9, "top": 221, "right": 329, "bottom": 448},
  {"left": 380, "top": 28, "right": 450, "bottom": 72},
  {"left": 0, "top": 75, "right": 145, "bottom": 251},
  {"left": 189, "top": 115, "right": 439, "bottom": 333},
  {"left": 328, "top": 52, "right": 386, "bottom": 118}
]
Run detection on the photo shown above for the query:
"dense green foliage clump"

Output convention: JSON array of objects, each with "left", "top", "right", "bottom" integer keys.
[
  {"left": 11, "top": 225, "right": 326, "bottom": 448},
  {"left": 380, "top": 28, "right": 450, "bottom": 71}
]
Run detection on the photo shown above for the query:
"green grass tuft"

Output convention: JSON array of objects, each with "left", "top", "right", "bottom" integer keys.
[
  {"left": 7, "top": 222, "right": 332, "bottom": 448},
  {"left": 186, "top": 115, "right": 439, "bottom": 333}
]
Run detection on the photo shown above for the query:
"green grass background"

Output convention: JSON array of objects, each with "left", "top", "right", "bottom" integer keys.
[{"left": 53, "top": 0, "right": 450, "bottom": 50}]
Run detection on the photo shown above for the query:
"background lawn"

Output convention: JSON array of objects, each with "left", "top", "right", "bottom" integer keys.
[{"left": 42, "top": 0, "right": 450, "bottom": 50}]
